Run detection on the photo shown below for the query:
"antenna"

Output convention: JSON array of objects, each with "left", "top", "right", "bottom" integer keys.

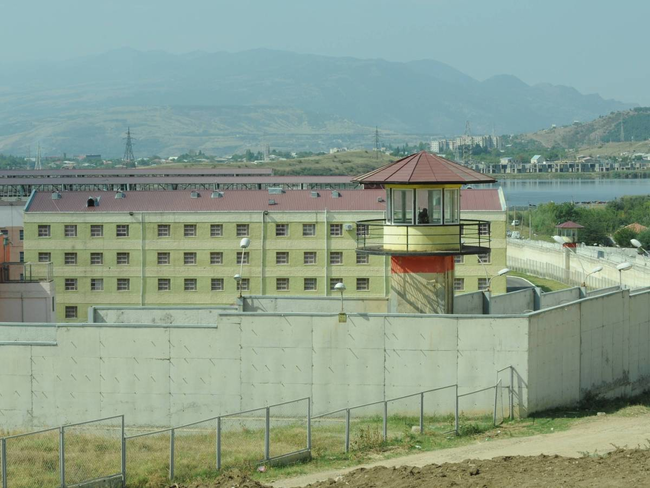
[
  {"left": 461, "top": 120, "right": 472, "bottom": 163},
  {"left": 375, "top": 126, "right": 380, "bottom": 160},
  {"left": 34, "top": 143, "right": 42, "bottom": 170},
  {"left": 123, "top": 127, "right": 136, "bottom": 165}
]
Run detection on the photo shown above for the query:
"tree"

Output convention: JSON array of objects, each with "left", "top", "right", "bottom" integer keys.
[{"left": 613, "top": 227, "right": 639, "bottom": 248}]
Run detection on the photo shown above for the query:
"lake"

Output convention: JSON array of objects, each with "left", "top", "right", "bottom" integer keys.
[{"left": 487, "top": 179, "right": 650, "bottom": 207}]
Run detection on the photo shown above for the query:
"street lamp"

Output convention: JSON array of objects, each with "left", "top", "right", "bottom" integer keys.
[
  {"left": 631, "top": 239, "right": 649, "bottom": 257},
  {"left": 237, "top": 237, "right": 251, "bottom": 298},
  {"left": 583, "top": 265, "right": 603, "bottom": 287},
  {"left": 488, "top": 268, "right": 510, "bottom": 291},
  {"left": 616, "top": 262, "right": 632, "bottom": 288},
  {"left": 334, "top": 282, "right": 346, "bottom": 312},
  {"left": 552, "top": 235, "right": 572, "bottom": 245}
]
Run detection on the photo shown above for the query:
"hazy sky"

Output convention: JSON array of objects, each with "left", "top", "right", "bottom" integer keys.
[{"left": 2, "top": 0, "right": 648, "bottom": 104}]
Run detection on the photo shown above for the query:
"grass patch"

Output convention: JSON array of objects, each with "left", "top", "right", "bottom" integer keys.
[{"left": 509, "top": 271, "right": 570, "bottom": 292}]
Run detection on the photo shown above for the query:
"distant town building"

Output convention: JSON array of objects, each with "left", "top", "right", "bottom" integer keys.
[
  {"left": 530, "top": 155, "right": 545, "bottom": 165},
  {"left": 430, "top": 134, "right": 501, "bottom": 154}
]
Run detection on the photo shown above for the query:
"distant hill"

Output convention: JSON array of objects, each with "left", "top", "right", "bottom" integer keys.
[
  {"left": 514, "top": 107, "right": 650, "bottom": 150},
  {"left": 0, "top": 48, "right": 634, "bottom": 157}
]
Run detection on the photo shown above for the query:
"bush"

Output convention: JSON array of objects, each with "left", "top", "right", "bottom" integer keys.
[{"left": 613, "top": 227, "right": 638, "bottom": 248}]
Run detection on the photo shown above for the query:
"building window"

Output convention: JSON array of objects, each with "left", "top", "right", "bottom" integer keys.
[
  {"left": 90, "top": 253, "right": 104, "bottom": 265},
  {"left": 90, "top": 278, "right": 104, "bottom": 291},
  {"left": 90, "top": 225, "right": 103, "bottom": 237},
  {"left": 116, "top": 225, "right": 129, "bottom": 238},
  {"left": 158, "top": 224, "right": 171, "bottom": 237},
  {"left": 64, "top": 253, "right": 77, "bottom": 265},
  {"left": 19, "top": 229, "right": 24, "bottom": 240},
  {"left": 302, "top": 224, "right": 316, "bottom": 237},
  {"left": 38, "top": 225, "right": 51, "bottom": 237},
  {"left": 237, "top": 278, "right": 250, "bottom": 292},
  {"left": 64, "top": 278, "right": 77, "bottom": 291},
  {"left": 477, "top": 252, "right": 491, "bottom": 264},
  {"left": 65, "top": 306, "right": 78, "bottom": 319},
  {"left": 356, "top": 254, "right": 369, "bottom": 265},
  {"left": 330, "top": 224, "right": 342, "bottom": 237},
  {"left": 117, "top": 252, "right": 130, "bottom": 265},
  {"left": 236, "top": 252, "right": 249, "bottom": 265},
  {"left": 304, "top": 278, "right": 317, "bottom": 291},
  {"left": 236, "top": 224, "right": 249, "bottom": 237},
  {"left": 454, "top": 278, "right": 465, "bottom": 291},
  {"left": 356, "top": 278, "right": 370, "bottom": 291},
  {"left": 454, "top": 255, "right": 464, "bottom": 264},
  {"left": 210, "top": 224, "right": 223, "bottom": 237},
  {"left": 184, "top": 224, "right": 197, "bottom": 237},
  {"left": 276, "top": 252, "right": 289, "bottom": 265},
  {"left": 329, "top": 252, "right": 343, "bottom": 265},
  {"left": 356, "top": 224, "right": 369, "bottom": 237},
  {"left": 211, "top": 278, "right": 224, "bottom": 291},
  {"left": 276, "top": 278, "right": 290, "bottom": 291},
  {"left": 184, "top": 252, "right": 197, "bottom": 265},
  {"left": 158, "top": 278, "right": 171, "bottom": 291},
  {"left": 19, "top": 251, "right": 24, "bottom": 263},
  {"left": 478, "top": 278, "right": 489, "bottom": 291},
  {"left": 304, "top": 252, "right": 317, "bottom": 265},
  {"left": 479, "top": 222, "right": 490, "bottom": 236},
  {"left": 158, "top": 252, "right": 171, "bottom": 265},
  {"left": 275, "top": 224, "right": 289, "bottom": 237},
  {"left": 330, "top": 278, "right": 343, "bottom": 291},
  {"left": 117, "top": 278, "right": 130, "bottom": 291},
  {"left": 38, "top": 252, "right": 51, "bottom": 262},
  {"left": 210, "top": 252, "right": 223, "bottom": 265},
  {"left": 64, "top": 225, "right": 77, "bottom": 237},
  {"left": 184, "top": 278, "right": 197, "bottom": 291}
]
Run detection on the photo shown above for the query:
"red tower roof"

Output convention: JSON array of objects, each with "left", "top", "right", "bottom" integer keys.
[
  {"left": 353, "top": 151, "right": 496, "bottom": 185},
  {"left": 556, "top": 221, "right": 584, "bottom": 229}
]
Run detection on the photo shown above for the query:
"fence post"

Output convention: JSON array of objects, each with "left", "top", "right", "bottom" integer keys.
[
  {"left": 120, "top": 415, "right": 126, "bottom": 487},
  {"left": 1, "top": 438, "right": 7, "bottom": 488},
  {"left": 307, "top": 399, "right": 312, "bottom": 451},
  {"left": 382, "top": 402, "right": 388, "bottom": 442},
  {"left": 216, "top": 417, "right": 221, "bottom": 470},
  {"left": 344, "top": 409, "right": 350, "bottom": 453},
  {"left": 493, "top": 383, "right": 498, "bottom": 426},
  {"left": 169, "top": 429, "right": 175, "bottom": 480},
  {"left": 264, "top": 407, "right": 270, "bottom": 461},
  {"left": 509, "top": 367, "right": 515, "bottom": 420},
  {"left": 454, "top": 385, "right": 459, "bottom": 435},
  {"left": 59, "top": 426, "right": 65, "bottom": 488},
  {"left": 419, "top": 392, "right": 424, "bottom": 434}
]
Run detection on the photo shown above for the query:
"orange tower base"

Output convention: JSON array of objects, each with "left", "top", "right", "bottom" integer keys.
[{"left": 389, "top": 255, "right": 455, "bottom": 314}]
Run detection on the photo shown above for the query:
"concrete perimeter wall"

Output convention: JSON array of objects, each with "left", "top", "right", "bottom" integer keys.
[
  {"left": 0, "top": 313, "right": 529, "bottom": 430},
  {"left": 243, "top": 296, "right": 389, "bottom": 314},
  {"left": 0, "top": 282, "right": 55, "bottom": 323},
  {"left": 489, "top": 289, "right": 535, "bottom": 315},
  {"left": 90, "top": 305, "right": 238, "bottom": 324}
]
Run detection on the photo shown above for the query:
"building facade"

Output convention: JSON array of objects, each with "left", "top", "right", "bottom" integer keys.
[{"left": 24, "top": 188, "right": 507, "bottom": 322}]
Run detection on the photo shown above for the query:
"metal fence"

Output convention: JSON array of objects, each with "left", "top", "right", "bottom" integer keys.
[
  {"left": 508, "top": 255, "right": 618, "bottom": 289},
  {"left": 1, "top": 415, "right": 124, "bottom": 488}
]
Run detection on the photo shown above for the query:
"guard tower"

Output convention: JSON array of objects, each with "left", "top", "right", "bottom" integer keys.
[
  {"left": 354, "top": 151, "right": 496, "bottom": 314},
  {"left": 555, "top": 221, "right": 584, "bottom": 248}
]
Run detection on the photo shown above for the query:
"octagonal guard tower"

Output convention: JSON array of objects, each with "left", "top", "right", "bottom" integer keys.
[
  {"left": 354, "top": 151, "right": 496, "bottom": 314},
  {"left": 555, "top": 221, "right": 584, "bottom": 248}
]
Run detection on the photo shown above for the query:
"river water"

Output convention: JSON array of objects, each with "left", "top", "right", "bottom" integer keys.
[{"left": 485, "top": 179, "right": 650, "bottom": 206}]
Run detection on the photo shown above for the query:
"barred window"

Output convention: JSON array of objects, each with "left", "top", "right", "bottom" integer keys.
[
  {"left": 210, "top": 224, "right": 223, "bottom": 237},
  {"left": 302, "top": 224, "right": 316, "bottom": 237},
  {"left": 158, "top": 278, "right": 171, "bottom": 291},
  {"left": 330, "top": 278, "right": 343, "bottom": 291},
  {"left": 454, "top": 255, "right": 464, "bottom": 264},
  {"left": 329, "top": 224, "right": 342, "bottom": 237},
  {"left": 184, "top": 252, "right": 197, "bottom": 265},
  {"left": 64, "top": 278, "right": 77, "bottom": 291},
  {"left": 64, "top": 225, "right": 77, "bottom": 237},
  {"left": 65, "top": 306, "right": 78, "bottom": 319},
  {"left": 38, "top": 252, "right": 51, "bottom": 262},
  {"left": 116, "top": 225, "right": 129, "bottom": 237},
  {"left": 356, "top": 254, "right": 369, "bottom": 265},
  {"left": 117, "top": 252, "right": 130, "bottom": 265},
  {"left": 479, "top": 222, "right": 490, "bottom": 236},
  {"left": 304, "top": 252, "right": 317, "bottom": 265},
  {"left": 236, "top": 278, "right": 250, "bottom": 291},
  {"left": 454, "top": 278, "right": 465, "bottom": 291},
  {"left": 477, "top": 252, "right": 491, "bottom": 264},
  {"left": 184, "top": 278, "right": 197, "bottom": 291},
  {"left": 356, "top": 278, "right": 370, "bottom": 291},
  {"left": 64, "top": 253, "right": 77, "bottom": 265},
  {"left": 158, "top": 224, "right": 171, "bottom": 237},
  {"left": 275, "top": 224, "right": 289, "bottom": 237},
  {"left": 329, "top": 252, "right": 343, "bottom": 265},
  {"left": 117, "top": 278, "right": 130, "bottom": 291},
  {"left": 276, "top": 252, "right": 289, "bottom": 265},
  {"left": 90, "top": 253, "right": 104, "bottom": 265},
  {"left": 90, "top": 278, "right": 104, "bottom": 291},
  {"left": 210, "top": 252, "right": 223, "bottom": 265},
  {"left": 184, "top": 224, "right": 197, "bottom": 237},
  {"left": 158, "top": 252, "right": 171, "bottom": 265},
  {"left": 236, "top": 252, "right": 249, "bottom": 265},
  {"left": 38, "top": 225, "right": 51, "bottom": 237},
  {"left": 356, "top": 224, "right": 369, "bottom": 237},
  {"left": 276, "top": 278, "right": 290, "bottom": 291},
  {"left": 90, "top": 225, "right": 103, "bottom": 237},
  {"left": 304, "top": 278, "right": 317, "bottom": 291},
  {"left": 236, "top": 224, "right": 249, "bottom": 237},
  {"left": 211, "top": 278, "right": 224, "bottom": 291},
  {"left": 478, "top": 278, "right": 489, "bottom": 291}
]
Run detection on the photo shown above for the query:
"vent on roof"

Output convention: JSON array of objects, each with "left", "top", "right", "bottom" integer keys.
[
  {"left": 268, "top": 187, "right": 285, "bottom": 195},
  {"left": 377, "top": 197, "right": 385, "bottom": 203},
  {"left": 268, "top": 199, "right": 277, "bottom": 205},
  {"left": 51, "top": 192, "right": 61, "bottom": 200},
  {"left": 115, "top": 192, "right": 125, "bottom": 199},
  {"left": 86, "top": 196, "right": 98, "bottom": 207},
  {"left": 211, "top": 191, "right": 224, "bottom": 198},
  {"left": 331, "top": 190, "right": 341, "bottom": 198},
  {"left": 311, "top": 191, "right": 320, "bottom": 198},
  {"left": 191, "top": 190, "right": 200, "bottom": 198}
]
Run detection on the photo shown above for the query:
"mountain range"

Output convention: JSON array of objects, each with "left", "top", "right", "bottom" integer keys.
[{"left": 0, "top": 48, "right": 634, "bottom": 157}]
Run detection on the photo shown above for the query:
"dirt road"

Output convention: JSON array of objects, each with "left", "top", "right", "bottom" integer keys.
[{"left": 272, "top": 414, "right": 650, "bottom": 487}]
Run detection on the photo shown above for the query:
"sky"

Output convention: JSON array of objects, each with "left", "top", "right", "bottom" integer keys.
[{"left": 2, "top": 0, "right": 649, "bottom": 105}]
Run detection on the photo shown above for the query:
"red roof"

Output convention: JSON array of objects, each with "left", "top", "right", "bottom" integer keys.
[
  {"left": 26, "top": 189, "right": 504, "bottom": 213},
  {"left": 556, "top": 221, "right": 584, "bottom": 229},
  {"left": 353, "top": 151, "right": 496, "bottom": 185}
]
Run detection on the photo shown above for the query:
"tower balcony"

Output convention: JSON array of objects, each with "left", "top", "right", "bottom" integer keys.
[{"left": 356, "top": 219, "right": 491, "bottom": 256}]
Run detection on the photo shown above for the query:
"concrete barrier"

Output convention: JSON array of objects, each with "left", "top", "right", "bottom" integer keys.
[{"left": 454, "top": 291, "right": 486, "bottom": 314}]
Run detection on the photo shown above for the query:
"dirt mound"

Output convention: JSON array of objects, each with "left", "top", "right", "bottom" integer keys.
[{"left": 171, "top": 449, "right": 650, "bottom": 487}]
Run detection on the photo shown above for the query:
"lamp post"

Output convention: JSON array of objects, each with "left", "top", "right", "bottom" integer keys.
[
  {"left": 616, "top": 262, "right": 632, "bottom": 289},
  {"left": 488, "top": 268, "right": 510, "bottom": 291},
  {"left": 631, "top": 239, "right": 649, "bottom": 257},
  {"left": 334, "top": 282, "right": 346, "bottom": 312},
  {"left": 583, "top": 265, "right": 603, "bottom": 287},
  {"left": 237, "top": 237, "right": 251, "bottom": 298}
]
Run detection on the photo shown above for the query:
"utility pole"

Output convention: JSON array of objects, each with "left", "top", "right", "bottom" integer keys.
[
  {"left": 34, "top": 144, "right": 42, "bottom": 170},
  {"left": 462, "top": 120, "right": 471, "bottom": 164},
  {"left": 620, "top": 113, "right": 625, "bottom": 142},
  {"left": 375, "top": 127, "right": 380, "bottom": 160},
  {"left": 123, "top": 127, "right": 135, "bottom": 166}
]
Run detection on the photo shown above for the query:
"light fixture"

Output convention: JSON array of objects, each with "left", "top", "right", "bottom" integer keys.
[
  {"left": 334, "top": 282, "right": 346, "bottom": 313},
  {"left": 552, "top": 235, "right": 572, "bottom": 245},
  {"left": 631, "top": 239, "right": 649, "bottom": 257},
  {"left": 487, "top": 268, "right": 510, "bottom": 291},
  {"left": 583, "top": 265, "right": 603, "bottom": 287},
  {"left": 616, "top": 262, "right": 632, "bottom": 288}
]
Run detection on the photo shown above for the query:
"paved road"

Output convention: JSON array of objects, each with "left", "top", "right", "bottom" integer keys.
[
  {"left": 506, "top": 275, "right": 535, "bottom": 292},
  {"left": 272, "top": 414, "right": 650, "bottom": 487}
]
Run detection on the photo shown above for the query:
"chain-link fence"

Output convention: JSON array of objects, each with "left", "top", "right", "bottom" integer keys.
[{"left": 1, "top": 415, "right": 124, "bottom": 488}]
